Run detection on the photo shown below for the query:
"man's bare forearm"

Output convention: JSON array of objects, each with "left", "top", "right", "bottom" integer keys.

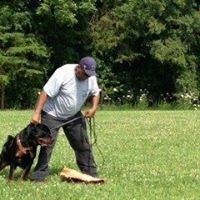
[
  {"left": 31, "top": 90, "right": 48, "bottom": 123},
  {"left": 34, "top": 91, "right": 48, "bottom": 114},
  {"left": 91, "top": 95, "right": 100, "bottom": 112}
]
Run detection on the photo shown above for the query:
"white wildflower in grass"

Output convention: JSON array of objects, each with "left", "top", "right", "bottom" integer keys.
[
  {"left": 113, "top": 88, "right": 118, "bottom": 92},
  {"left": 117, "top": 97, "right": 122, "bottom": 102},
  {"left": 185, "top": 93, "right": 191, "bottom": 99}
]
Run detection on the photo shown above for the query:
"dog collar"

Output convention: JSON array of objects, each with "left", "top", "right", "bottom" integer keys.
[{"left": 16, "top": 136, "right": 31, "bottom": 157}]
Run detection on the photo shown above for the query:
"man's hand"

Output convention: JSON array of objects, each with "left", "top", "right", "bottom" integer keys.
[
  {"left": 84, "top": 109, "right": 96, "bottom": 118},
  {"left": 31, "top": 112, "right": 41, "bottom": 124}
]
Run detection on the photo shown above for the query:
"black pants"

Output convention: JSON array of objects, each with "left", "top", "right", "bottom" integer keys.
[{"left": 31, "top": 111, "right": 97, "bottom": 180}]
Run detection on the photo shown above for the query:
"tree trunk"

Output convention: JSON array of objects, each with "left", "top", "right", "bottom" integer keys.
[{"left": 1, "top": 86, "right": 5, "bottom": 109}]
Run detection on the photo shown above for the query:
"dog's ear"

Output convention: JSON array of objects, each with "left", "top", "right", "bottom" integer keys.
[
  {"left": 6, "top": 135, "right": 14, "bottom": 148},
  {"left": 23, "top": 123, "right": 36, "bottom": 141},
  {"left": 7, "top": 135, "right": 14, "bottom": 141}
]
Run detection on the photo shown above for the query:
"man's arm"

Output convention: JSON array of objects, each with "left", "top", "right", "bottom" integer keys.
[
  {"left": 31, "top": 90, "right": 48, "bottom": 123},
  {"left": 84, "top": 95, "right": 100, "bottom": 118}
]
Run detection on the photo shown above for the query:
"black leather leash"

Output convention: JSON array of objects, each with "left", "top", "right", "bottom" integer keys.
[
  {"left": 50, "top": 116, "right": 82, "bottom": 131},
  {"left": 86, "top": 117, "right": 105, "bottom": 167}
]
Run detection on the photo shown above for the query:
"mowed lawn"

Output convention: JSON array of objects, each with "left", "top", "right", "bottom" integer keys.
[{"left": 0, "top": 110, "right": 200, "bottom": 200}]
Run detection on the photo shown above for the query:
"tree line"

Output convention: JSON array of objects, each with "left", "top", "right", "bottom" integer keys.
[{"left": 0, "top": 0, "right": 200, "bottom": 109}]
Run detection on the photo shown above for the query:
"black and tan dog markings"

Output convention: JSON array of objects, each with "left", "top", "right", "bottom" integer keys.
[{"left": 0, "top": 123, "right": 52, "bottom": 180}]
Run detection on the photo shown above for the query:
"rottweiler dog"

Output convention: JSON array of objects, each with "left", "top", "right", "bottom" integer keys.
[{"left": 0, "top": 123, "right": 52, "bottom": 180}]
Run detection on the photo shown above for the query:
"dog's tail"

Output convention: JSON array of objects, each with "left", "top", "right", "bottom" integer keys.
[{"left": 0, "top": 135, "right": 14, "bottom": 171}]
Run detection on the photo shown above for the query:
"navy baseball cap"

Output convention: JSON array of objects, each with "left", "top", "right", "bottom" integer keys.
[{"left": 79, "top": 56, "right": 97, "bottom": 76}]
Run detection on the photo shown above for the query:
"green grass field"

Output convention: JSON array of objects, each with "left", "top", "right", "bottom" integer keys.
[{"left": 0, "top": 110, "right": 200, "bottom": 200}]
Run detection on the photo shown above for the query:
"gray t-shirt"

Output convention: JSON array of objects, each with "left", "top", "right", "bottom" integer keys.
[{"left": 43, "top": 64, "right": 100, "bottom": 119}]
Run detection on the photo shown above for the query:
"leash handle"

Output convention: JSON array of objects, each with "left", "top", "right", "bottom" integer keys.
[{"left": 86, "top": 117, "right": 97, "bottom": 145}]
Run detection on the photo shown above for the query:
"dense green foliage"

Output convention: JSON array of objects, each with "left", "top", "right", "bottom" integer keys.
[
  {"left": 0, "top": 110, "right": 200, "bottom": 199},
  {"left": 91, "top": 0, "right": 200, "bottom": 105},
  {"left": 0, "top": 0, "right": 200, "bottom": 108}
]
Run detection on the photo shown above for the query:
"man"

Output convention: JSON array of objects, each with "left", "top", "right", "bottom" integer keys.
[{"left": 30, "top": 56, "right": 100, "bottom": 182}]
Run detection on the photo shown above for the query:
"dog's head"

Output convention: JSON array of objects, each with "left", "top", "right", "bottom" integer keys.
[{"left": 23, "top": 123, "right": 53, "bottom": 147}]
